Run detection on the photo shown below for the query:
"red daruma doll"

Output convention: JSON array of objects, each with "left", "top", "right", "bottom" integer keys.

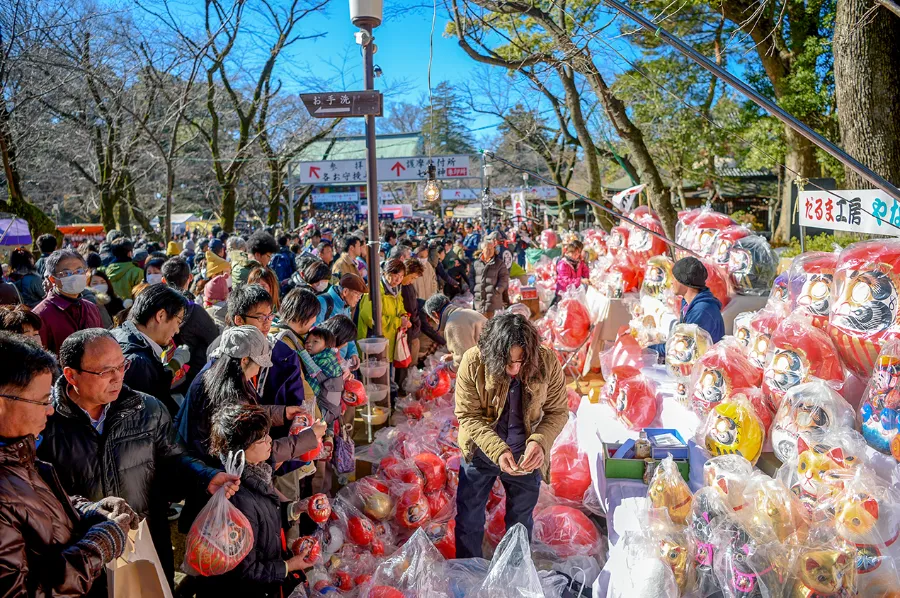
[
  {"left": 789, "top": 251, "right": 838, "bottom": 329},
  {"left": 829, "top": 239, "right": 900, "bottom": 376}
]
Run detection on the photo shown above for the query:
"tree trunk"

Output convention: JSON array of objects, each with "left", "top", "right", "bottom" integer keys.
[
  {"left": 164, "top": 163, "right": 175, "bottom": 243},
  {"left": 221, "top": 183, "right": 237, "bottom": 232},
  {"left": 266, "top": 160, "right": 283, "bottom": 226},
  {"left": 116, "top": 195, "right": 131, "bottom": 233},
  {"left": 99, "top": 187, "right": 117, "bottom": 233},
  {"left": 0, "top": 107, "right": 60, "bottom": 243},
  {"left": 834, "top": 0, "right": 900, "bottom": 189},
  {"left": 773, "top": 129, "right": 818, "bottom": 244}
]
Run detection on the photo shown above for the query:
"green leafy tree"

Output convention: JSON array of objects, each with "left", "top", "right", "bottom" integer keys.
[{"left": 421, "top": 81, "right": 475, "bottom": 155}]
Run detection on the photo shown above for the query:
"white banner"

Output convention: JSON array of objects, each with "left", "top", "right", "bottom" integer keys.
[
  {"left": 611, "top": 184, "right": 645, "bottom": 212},
  {"left": 311, "top": 192, "right": 359, "bottom": 205},
  {"left": 441, "top": 186, "right": 558, "bottom": 201},
  {"left": 298, "top": 155, "right": 471, "bottom": 184},
  {"left": 798, "top": 189, "right": 900, "bottom": 236}
]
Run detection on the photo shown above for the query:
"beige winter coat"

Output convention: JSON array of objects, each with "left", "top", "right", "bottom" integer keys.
[{"left": 438, "top": 304, "right": 487, "bottom": 372}]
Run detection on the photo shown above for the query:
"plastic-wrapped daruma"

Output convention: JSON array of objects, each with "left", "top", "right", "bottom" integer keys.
[
  {"left": 828, "top": 239, "right": 900, "bottom": 376},
  {"left": 789, "top": 251, "right": 838, "bottom": 328},
  {"left": 533, "top": 505, "right": 600, "bottom": 557}
]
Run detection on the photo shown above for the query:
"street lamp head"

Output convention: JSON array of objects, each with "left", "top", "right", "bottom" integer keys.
[{"left": 350, "top": 0, "right": 383, "bottom": 27}]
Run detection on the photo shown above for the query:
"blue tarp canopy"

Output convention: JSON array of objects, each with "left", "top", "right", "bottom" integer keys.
[{"left": 0, "top": 217, "right": 33, "bottom": 246}]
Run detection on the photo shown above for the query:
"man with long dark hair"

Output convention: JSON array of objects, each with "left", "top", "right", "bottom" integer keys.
[{"left": 453, "top": 312, "right": 568, "bottom": 558}]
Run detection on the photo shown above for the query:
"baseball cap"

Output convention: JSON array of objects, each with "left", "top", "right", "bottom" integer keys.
[{"left": 213, "top": 325, "right": 273, "bottom": 368}]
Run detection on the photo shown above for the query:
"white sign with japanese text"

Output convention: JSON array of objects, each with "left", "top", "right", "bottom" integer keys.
[
  {"left": 298, "top": 155, "right": 471, "bottom": 184},
  {"left": 440, "top": 186, "right": 558, "bottom": 201},
  {"left": 311, "top": 192, "right": 359, "bottom": 205},
  {"left": 612, "top": 184, "right": 645, "bottom": 212},
  {"left": 798, "top": 189, "right": 900, "bottom": 237}
]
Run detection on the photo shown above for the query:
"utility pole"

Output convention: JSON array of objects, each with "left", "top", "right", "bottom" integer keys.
[
  {"left": 352, "top": 0, "right": 383, "bottom": 336},
  {"left": 287, "top": 159, "right": 295, "bottom": 230},
  {"left": 481, "top": 154, "right": 493, "bottom": 229}
]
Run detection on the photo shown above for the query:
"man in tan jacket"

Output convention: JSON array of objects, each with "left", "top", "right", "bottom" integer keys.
[
  {"left": 453, "top": 312, "right": 568, "bottom": 558},
  {"left": 422, "top": 294, "right": 486, "bottom": 372},
  {"left": 331, "top": 235, "right": 362, "bottom": 284}
]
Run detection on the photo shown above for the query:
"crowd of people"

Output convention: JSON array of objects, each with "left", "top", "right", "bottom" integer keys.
[{"left": 0, "top": 215, "right": 559, "bottom": 597}]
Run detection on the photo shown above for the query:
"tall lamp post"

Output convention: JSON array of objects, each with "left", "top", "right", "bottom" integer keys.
[{"left": 351, "top": 0, "right": 383, "bottom": 336}]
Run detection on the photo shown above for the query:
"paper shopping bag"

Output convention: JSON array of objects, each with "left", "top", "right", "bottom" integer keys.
[{"left": 106, "top": 519, "right": 173, "bottom": 598}]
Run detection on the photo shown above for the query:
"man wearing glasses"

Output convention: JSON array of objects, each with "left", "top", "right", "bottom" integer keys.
[
  {"left": 0, "top": 332, "right": 140, "bottom": 596},
  {"left": 38, "top": 329, "right": 239, "bottom": 588},
  {"left": 111, "top": 284, "right": 187, "bottom": 416},
  {"left": 33, "top": 249, "right": 102, "bottom": 353}
]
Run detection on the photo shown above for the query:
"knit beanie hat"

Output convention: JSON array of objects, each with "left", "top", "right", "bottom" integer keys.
[
  {"left": 166, "top": 241, "right": 183, "bottom": 256},
  {"left": 205, "top": 250, "right": 230, "bottom": 278},
  {"left": 672, "top": 256, "right": 708, "bottom": 290},
  {"left": 204, "top": 274, "right": 230, "bottom": 305}
]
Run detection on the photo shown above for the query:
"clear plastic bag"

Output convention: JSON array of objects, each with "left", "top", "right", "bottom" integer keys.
[
  {"left": 183, "top": 451, "right": 253, "bottom": 576},
  {"left": 603, "top": 368, "right": 659, "bottom": 430},
  {"left": 357, "top": 527, "right": 449, "bottom": 597},
  {"left": 689, "top": 339, "right": 761, "bottom": 418},
  {"left": 702, "top": 454, "right": 757, "bottom": 512},
  {"left": 770, "top": 379, "right": 857, "bottom": 463},
  {"left": 696, "top": 395, "right": 766, "bottom": 464},
  {"left": 711, "top": 520, "right": 783, "bottom": 598},
  {"left": 829, "top": 239, "right": 900, "bottom": 376},
  {"left": 553, "top": 286, "right": 592, "bottom": 351},
  {"left": 762, "top": 313, "right": 846, "bottom": 412},
  {"left": 787, "top": 544, "right": 856, "bottom": 598},
  {"left": 788, "top": 251, "right": 838, "bottom": 328},
  {"left": 666, "top": 323, "right": 713, "bottom": 381},
  {"left": 688, "top": 487, "right": 732, "bottom": 597},
  {"left": 740, "top": 476, "right": 809, "bottom": 546},
  {"left": 860, "top": 339, "right": 900, "bottom": 458},
  {"left": 607, "top": 531, "right": 679, "bottom": 598},
  {"left": 732, "top": 310, "right": 756, "bottom": 353},
  {"left": 728, "top": 234, "right": 777, "bottom": 296},
  {"left": 647, "top": 456, "right": 693, "bottom": 527},
  {"left": 625, "top": 207, "right": 667, "bottom": 263},
  {"left": 550, "top": 414, "right": 592, "bottom": 503},
  {"left": 478, "top": 523, "right": 545, "bottom": 597},
  {"left": 640, "top": 255, "right": 675, "bottom": 301}
]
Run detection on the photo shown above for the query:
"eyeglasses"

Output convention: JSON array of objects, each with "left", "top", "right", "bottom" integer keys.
[
  {"left": 242, "top": 313, "right": 275, "bottom": 323},
  {"left": 0, "top": 393, "right": 53, "bottom": 407},
  {"left": 77, "top": 360, "right": 131, "bottom": 379},
  {"left": 56, "top": 268, "right": 87, "bottom": 278}
]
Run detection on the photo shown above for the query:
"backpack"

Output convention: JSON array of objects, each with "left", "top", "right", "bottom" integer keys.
[{"left": 269, "top": 250, "right": 294, "bottom": 282}]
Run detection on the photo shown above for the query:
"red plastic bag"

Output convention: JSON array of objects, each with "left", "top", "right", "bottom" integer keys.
[
  {"left": 550, "top": 415, "right": 591, "bottom": 502},
  {"left": 184, "top": 451, "right": 253, "bottom": 576}
]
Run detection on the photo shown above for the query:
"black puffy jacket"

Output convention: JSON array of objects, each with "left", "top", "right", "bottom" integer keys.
[
  {"left": 472, "top": 254, "right": 509, "bottom": 314},
  {"left": 111, "top": 320, "right": 178, "bottom": 415},
  {"left": 39, "top": 377, "right": 220, "bottom": 583},
  {"left": 173, "top": 299, "right": 219, "bottom": 390}
]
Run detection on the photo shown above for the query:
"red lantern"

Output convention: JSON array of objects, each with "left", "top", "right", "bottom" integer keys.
[
  {"left": 533, "top": 505, "right": 600, "bottom": 557},
  {"left": 413, "top": 452, "right": 447, "bottom": 494},
  {"left": 291, "top": 536, "right": 321, "bottom": 562},
  {"left": 396, "top": 486, "right": 431, "bottom": 529},
  {"left": 427, "top": 520, "right": 456, "bottom": 559},
  {"left": 789, "top": 252, "right": 838, "bottom": 329},
  {"left": 553, "top": 296, "right": 592, "bottom": 350},
  {"left": 550, "top": 443, "right": 591, "bottom": 502},
  {"left": 347, "top": 515, "right": 375, "bottom": 546},
  {"left": 829, "top": 240, "right": 900, "bottom": 376},
  {"left": 690, "top": 343, "right": 761, "bottom": 417},
  {"left": 763, "top": 316, "right": 845, "bottom": 412}
]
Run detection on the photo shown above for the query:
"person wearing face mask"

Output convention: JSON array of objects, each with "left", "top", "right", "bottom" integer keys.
[
  {"left": 33, "top": 249, "right": 103, "bottom": 354},
  {"left": 144, "top": 257, "right": 166, "bottom": 286},
  {"left": 100, "top": 238, "right": 145, "bottom": 299},
  {"left": 86, "top": 269, "right": 124, "bottom": 329},
  {"left": 411, "top": 244, "right": 437, "bottom": 300}
]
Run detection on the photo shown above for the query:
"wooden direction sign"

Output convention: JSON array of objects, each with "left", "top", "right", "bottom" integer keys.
[{"left": 300, "top": 90, "right": 383, "bottom": 118}]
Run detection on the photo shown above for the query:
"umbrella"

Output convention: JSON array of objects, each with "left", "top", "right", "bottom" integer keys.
[{"left": 0, "top": 217, "right": 33, "bottom": 246}]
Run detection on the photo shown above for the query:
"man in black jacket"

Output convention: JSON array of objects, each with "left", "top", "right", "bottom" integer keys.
[
  {"left": 39, "top": 328, "right": 240, "bottom": 586},
  {"left": 161, "top": 257, "right": 218, "bottom": 390},
  {"left": 112, "top": 284, "right": 186, "bottom": 415}
]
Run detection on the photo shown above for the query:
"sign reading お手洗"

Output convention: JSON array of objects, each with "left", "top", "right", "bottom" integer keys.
[{"left": 798, "top": 190, "right": 900, "bottom": 237}]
